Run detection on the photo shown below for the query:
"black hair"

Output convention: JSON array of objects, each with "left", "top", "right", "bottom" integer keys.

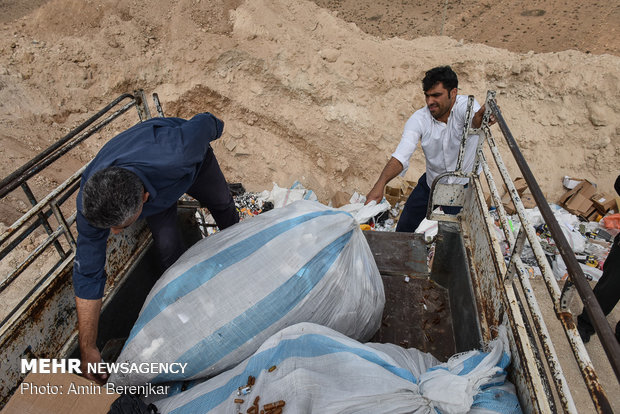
[
  {"left": 82, "top": 167, "right": 144, "bottom": 228},
  {"left": 422, "top": 66, "right": 458, "bottom": 92}
]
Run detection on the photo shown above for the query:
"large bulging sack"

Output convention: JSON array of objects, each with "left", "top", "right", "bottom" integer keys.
[
  {"left": 111, "top": 200, "right": 384, "bottom": 385},
  {"left": 154, "top": 323, "right": 521, "bottom": 414}
]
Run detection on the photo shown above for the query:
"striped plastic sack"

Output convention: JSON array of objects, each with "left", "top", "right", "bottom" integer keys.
[
  {"left": 110, "top": 200, "right": 384, "bottom": 386},
  {"left": 417, "top": 324, "right": 520, "bottom": 413},
  {"left": 153, "top": 323, "right": 521, "bottom": 414}
]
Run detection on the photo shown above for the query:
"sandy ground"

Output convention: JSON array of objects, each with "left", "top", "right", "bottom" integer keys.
[{"left": 0, "top": 0, "right": 619, "bottom": 411}]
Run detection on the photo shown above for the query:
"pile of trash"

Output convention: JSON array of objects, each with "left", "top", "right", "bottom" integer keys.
[
  {"left": 211, "top": 175, "right": 618, "bottom": 281},
  {"left": 217, "top": 181, "right": 402, "bottom": 232},
  {"left": 491, "top": 204, "right": 616, "bottom": 282},
  {"left": 490, "top": 176, "right": 619, "bottom": 282}
]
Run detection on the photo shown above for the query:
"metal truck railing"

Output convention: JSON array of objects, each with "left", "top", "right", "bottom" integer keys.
[
  {"left": 428, "top": 91, "right": 619, "bottom": 413},
  {"left": 0, "top": 91, "right": 162, "bottom": 326},
  {"left": 0, "top": 91, "right": 169, "bottom": 407}
]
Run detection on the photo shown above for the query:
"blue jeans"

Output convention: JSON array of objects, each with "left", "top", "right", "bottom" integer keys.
[{"left": 395, "top": 173, "right": 461, "bottom": 233}]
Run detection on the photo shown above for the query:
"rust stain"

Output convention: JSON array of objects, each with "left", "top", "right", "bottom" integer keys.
[
  {"left": 558, "top": 312, "right": 576, "bottom": 328},
  {"left": 582, "top": 366, "right": 612, "bottom": 413}
]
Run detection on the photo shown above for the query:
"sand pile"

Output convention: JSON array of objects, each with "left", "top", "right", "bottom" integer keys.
[{"left": 0, "top": 0, "right": 618, "bottom": 224}]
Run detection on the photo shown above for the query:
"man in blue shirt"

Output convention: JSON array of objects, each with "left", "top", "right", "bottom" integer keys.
[{"left": 74, "top": 112, "right": 239, "bottom": 383}]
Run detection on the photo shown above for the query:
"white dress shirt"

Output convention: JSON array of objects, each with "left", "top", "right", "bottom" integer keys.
[{"left": 392, "top": 95, "right": 481, "bottom": 187}]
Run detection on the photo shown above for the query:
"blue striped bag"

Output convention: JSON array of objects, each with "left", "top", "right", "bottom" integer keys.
[
  {"left": 110, "top": 200, "right": 384, "bottom": 386},
  {"left": 153, "top": 322, "right": 521, "bottom": 414}
]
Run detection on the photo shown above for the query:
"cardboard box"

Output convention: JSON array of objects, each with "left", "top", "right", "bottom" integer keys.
[
  {"left": 513, "top": 177, "right": 528, "bottom": 195},
  {"left": 501, "top": 191, "right": 536, "bottom": 214},
  {"left": 586, "top": 210, "right": 602, "bottom": 222},
  {"left": 385, "top": 196, "right": 400, "bottom": 207},
  {"left": 563, "top": 193, "right": 594, "bottom": 216},
  {"left": 591, "top": 192, "right": 616, "bottom": 214},
  {"left": 521, "top": 194, "right": 537, "bottom": 209},
  {"left": 582, "top": 203, "right": 600, "bottom": 221},
  {"left": 2, "top": 373, "right": 120, "bottom": 414},
  {"left": 576, "top": 180, "right": 597, "bottom": 199},
  {"left": 497, "top": 177, "right": 530, "bottom": 213},
  {"left": 385, "top": 185, "right": 403, "bottom": 207},
  {"left": 400, "top": 180, "right": 417, "bottom": 197},
  {"left": 501, "top": 191, "right": 516, "bottom": 215},
  {"left": 559, "top": 180, "right": 597, "bottom": 216},
  {"left": 558, "top": 180, "right": 596, "bottom": 205},
  {"left": 385, "top": 185, "right": 402, "bottom": 198}
]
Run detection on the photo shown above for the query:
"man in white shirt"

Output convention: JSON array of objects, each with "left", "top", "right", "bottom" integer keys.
[{"left": 366, "top": 66, "right": 491, "bottom": 232}]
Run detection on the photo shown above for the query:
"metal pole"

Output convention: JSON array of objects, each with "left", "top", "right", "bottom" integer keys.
[{"left": 0, "top": 93, "right": 135, "bottom": 198}]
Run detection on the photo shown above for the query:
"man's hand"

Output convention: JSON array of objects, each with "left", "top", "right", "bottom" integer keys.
[
  {"left": 80, "top": 346, "right": 108, "bottom": 384},
  {"left": 365, "top": 157, "right": 404, "bottom": 205},
  {"left": 75, "top": 296, "right": 108, "bottom": 384},
  {"left": 472, "top": 104, "right": 497, "bottom": 129},
  {"left": 365, "top": 185, "right": 384, "bottom": 205}
]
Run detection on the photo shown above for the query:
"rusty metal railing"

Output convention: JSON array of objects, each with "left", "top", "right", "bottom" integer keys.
[
  {"left": 484, "top": 94, "right": 619, "bottom": 413},
  {"left": 0, "top": 91, "right": 152, "bottom": 327},
  {"left": 428, "top": 90, "right": 618, "bottom": 413}
]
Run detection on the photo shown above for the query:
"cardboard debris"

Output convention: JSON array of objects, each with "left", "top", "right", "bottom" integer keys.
[
  {"left": 558, "top": 180, "right": 599, "bottom": 220},
  {"left": 591, "top": 192, "right": 616, "bottom": 214},
  {"left": 384, "top": 185, "right": 401, "bottom": 207},
  {"left": 400, "top": 180, "right": 416, "bottom": 197},
  {"left": 520, "top": 194, "right": 537, "bottom": 209},
  {"left": 501, "top": 177, "right": 536, "bottom": 214},
  {"left": 513, "top": 177, "right": 528, "bottom": 195},
  {"left": 383, "top": 179, "right": 416, "bottom": 207}
]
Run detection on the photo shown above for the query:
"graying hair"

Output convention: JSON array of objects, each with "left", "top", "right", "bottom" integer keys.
[{"left": 82, "top": 167, "right": 144, "bottom": 229}]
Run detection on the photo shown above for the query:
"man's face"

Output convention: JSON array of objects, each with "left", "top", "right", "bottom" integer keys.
[{"left": 424, "top": 82, "right": 457, "bottom": 122}]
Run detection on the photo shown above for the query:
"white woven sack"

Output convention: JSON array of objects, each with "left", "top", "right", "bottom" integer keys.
[
  {"left": 110, "top": 200, "right": 384, "bottom": 385},
  {"left": 154, "top": 323, "right": 521, "bottom": 414}
]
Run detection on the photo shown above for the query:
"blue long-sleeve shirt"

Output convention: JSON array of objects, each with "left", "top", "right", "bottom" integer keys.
[{"left": 73, "top": 113, "right": 224, "bottom": 299}]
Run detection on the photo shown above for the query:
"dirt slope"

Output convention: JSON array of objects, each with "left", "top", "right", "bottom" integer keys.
[
  {"left": 0, "top": 0, "right": 618, "bottom": 411},
  {"left": 1, "top": 0, "right": 618, "bottom": 227}
]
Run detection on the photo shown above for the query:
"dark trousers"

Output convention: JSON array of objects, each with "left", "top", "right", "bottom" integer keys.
[
  {"left": 577, "top": 233, "right": 620, "bottom": 338},
  {"left": 395, "top": 173, "right": 461, "bottom": 233},
  {"left": 146, "top": 148, "right": 239, "bottom": 269}
]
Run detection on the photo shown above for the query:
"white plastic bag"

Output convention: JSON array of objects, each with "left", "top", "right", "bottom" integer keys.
[
  {"left": 337, "top": 199, "right": 391, "bottom": 224},
  {"left": 265, "top": 182, "right": 317, "bottom": 208},
  {"left": 111, "top": 201, "right": 384, "bottom": 386}
]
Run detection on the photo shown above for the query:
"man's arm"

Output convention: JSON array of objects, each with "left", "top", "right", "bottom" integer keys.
[
  {"left": 73, "top": 210, "right": 110, "bottom": 383},
  {"left": 365, "top": 157, "right": 404, "bottom": 204},
  {"left": 76, "top": 297, "right": 108, "bottom": 384},
  {"left": 180, "top": 113, "right": 225, "bottom": 162}
]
